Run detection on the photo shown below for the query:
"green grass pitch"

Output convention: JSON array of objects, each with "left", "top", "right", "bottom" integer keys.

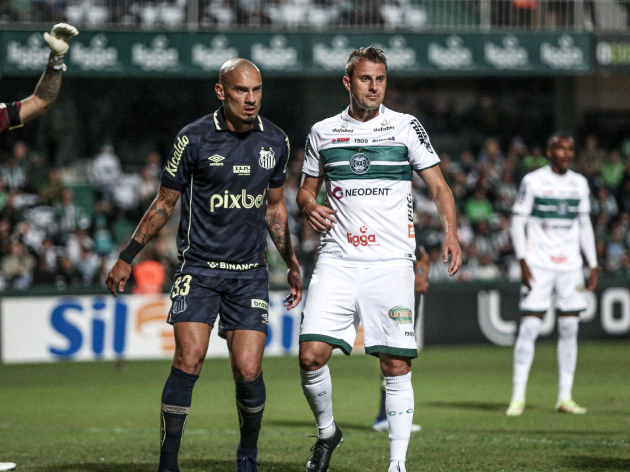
[{"left": 1, "top": 341, "right": 629, "bottom": 471}]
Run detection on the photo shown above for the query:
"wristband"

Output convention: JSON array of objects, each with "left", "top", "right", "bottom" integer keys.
[
  {"left": 119, "top": 240, "right": 143, "bottom": 264},
  {"left": 47, "top": 52, "right": 67, "bottom": 71}
]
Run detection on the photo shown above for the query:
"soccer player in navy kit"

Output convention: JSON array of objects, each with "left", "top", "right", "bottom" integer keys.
[{"left": 106, "top": 59, "right": 302, "bottom": 472}]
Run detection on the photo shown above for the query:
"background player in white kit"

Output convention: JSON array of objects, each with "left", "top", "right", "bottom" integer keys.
[
  {"left": 296, "top": 47, "right": 461, "bottom": 472},
  {"left": 507, "top": 135, "right": 598, "bottom": 417}
]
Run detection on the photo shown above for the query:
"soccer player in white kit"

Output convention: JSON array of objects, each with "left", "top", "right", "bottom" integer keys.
[
  {"left": 507, "top": 135, "right": 598, "bottom": 417},
  {"left": 296, "top": 47, "right": 462, "bottom": 472}
]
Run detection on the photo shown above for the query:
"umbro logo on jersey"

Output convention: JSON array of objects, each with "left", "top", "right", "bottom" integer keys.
[
  {"left": 208, "top": 155, "right": 225, "bottom": 166},
  {"left": 259, "top": 148, "right": 275, "bottom": 169}
]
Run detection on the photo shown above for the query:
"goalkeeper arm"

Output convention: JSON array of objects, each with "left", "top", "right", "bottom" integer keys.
[{"left": 18, "top": 23, "right": 78, "bottom": 125}]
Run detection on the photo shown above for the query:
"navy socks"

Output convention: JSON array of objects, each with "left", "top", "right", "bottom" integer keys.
[
  {"left": 158, "top": 366, "right": 199, "bottom": 472},
  {"left": 235, "top": 374, "right": 266, "bottom": 459}
]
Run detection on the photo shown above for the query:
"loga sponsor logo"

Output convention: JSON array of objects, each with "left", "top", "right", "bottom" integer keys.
[
  {"left": 210, "top": 189, "right": 266, "bottom": 212},
  {"left": 332, "top": 137, "right": 350, "bottom": 144},
  {"left": 165, "top": 136, "right": 190, "bottom": 177},
  {"left": 372, "top": 137, "right": 395, "bottom": 143},
  {"left": 332, "top": 186, "right": 392, "bottom": 199},
  {"left": 347, "top": 225, "right": 379, "bottom": 247}
]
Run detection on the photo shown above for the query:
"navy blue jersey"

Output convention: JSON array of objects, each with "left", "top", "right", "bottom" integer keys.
[{"left": 160, "top": 107, "right": 290, "bottom": 279}]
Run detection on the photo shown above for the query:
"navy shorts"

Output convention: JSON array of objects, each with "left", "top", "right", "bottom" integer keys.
[{"left": 167, "top": 273, "right": 270, "bottom": 338}]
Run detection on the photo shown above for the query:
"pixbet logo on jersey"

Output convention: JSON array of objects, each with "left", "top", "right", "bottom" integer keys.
[
  {"left": 347, "top": 226, "right": 379, "bottom": 247},
  {"left": 210, "top": 189, "right": 266, "bottom": 211}
]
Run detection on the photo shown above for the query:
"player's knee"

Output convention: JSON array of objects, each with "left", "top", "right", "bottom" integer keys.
[
  {"left": 173, "top": 349, "right": 206, "bottom": 375},
  {"left": 299, "top": 350, "right": 326, "bottom": 372},
  {"left": 232, "top": 362, "right": 262, "bottom": 382},
  {"left": 380, "top": 358, "right": 411, "bottom": 377}
]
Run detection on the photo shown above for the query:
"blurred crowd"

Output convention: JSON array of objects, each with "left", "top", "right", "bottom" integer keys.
[
  {"left": 1, "top": 132, "right": 629, "bottom": 293},
  {"left": 0, "top": 0, "right": 593, "bottom": 30},
  {"left": 0, "top": 0, "right": 429, "bottom": 29}
]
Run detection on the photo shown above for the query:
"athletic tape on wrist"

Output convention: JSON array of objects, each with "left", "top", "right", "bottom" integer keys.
[
  {"left": 47, "top": 52, "right": 66, "bottom": 71},
  {"left": 119, "top": 240, "right": 144, "bottom": 264}
]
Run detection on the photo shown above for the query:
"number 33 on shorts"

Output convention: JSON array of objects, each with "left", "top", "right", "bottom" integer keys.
[{"left": 171, "top": 275, "right": 192, "bottom": 298}]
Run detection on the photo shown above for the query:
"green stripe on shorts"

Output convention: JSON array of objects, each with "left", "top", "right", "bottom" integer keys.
[
  {"left": 365, "top": 345, "right": 418, "bottom": 359},
  {"left": 299, "top": 334, "right": 353, "bottom": 356}
]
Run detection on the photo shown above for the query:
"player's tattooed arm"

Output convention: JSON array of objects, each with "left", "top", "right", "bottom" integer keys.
[
  {"left": 131, "top": 184, "right": 181, "bottom": 245},
  {"left": 105, "top": 184, "right": 180, "bottom": 296},
  {"left": 267, "top": 186, "right": 303, "bottom": 309},
  {"left": 18, "top": 68, "right": 63, "bottom": 124}
]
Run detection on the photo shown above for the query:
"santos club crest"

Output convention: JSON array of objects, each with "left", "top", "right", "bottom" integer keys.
[{"left": 259, "top": 148, "right": 276, "bottom": 169}]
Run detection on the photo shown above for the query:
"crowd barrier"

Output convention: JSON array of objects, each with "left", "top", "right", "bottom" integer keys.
[{"left": 1, "top": 279, "right": 628, "bottom": 364}]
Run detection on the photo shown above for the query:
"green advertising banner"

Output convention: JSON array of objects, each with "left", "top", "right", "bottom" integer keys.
[
  {"left": 0, "top": 30, "right": 592, "bottom": 77},
  {"left": 595, "top": 34, "right": 630, "bottom": 70}
]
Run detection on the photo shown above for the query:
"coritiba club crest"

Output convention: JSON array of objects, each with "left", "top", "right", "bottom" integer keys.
[
  {"left": 349, "top": 152, "right": 370, "bottom": 174},
  {"left": 259, "top": 148, "right": 276, "bottom": 169}
]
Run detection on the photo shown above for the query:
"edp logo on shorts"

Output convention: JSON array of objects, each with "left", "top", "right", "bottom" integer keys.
[
  {"left": 349, "top": 153, "right": 370, "bottom": 174},
  {"left": 388, "top": 305, "right": 412, "bottom": 324}
]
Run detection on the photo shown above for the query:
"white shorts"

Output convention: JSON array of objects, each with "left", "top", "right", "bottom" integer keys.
[
  {"left": 519, "top": 265, "right": 588, "bottom": 314},
  {"left": 299, "top": 262, "right": 418, "bottom": 358}
]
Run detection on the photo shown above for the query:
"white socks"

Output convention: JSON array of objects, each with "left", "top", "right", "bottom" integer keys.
[
  {"left": 557, "top": 316, "right": 579, "bottom": 403},
  {"left": 385, "top": 372, "right": 414, "bottom": 465},
  {"left": 301, "top": 365, "right": 335, "bottom": 438},
  {"left": 511, "top": 316, "right": 542, "bottom": 403}
]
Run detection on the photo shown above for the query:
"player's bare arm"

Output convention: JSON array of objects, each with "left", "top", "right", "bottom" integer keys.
[
  {"left": 266, "top": 186, "right": 303, "bottom": 309},
  {"left": 19, "top": 23, "right": 78, "bottom": 125},
  {"left": 105, "top": 184, "right": 181, "bottom": 296},
  {"left": 296, "top": 175, "right": 338, "bottom": 232},
  {"left": 418, "top": 165, "right": 462, "bottom": 276}
]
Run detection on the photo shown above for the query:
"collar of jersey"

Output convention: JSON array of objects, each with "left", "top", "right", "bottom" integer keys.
[
  {"left": 213, "top": 106, "right": 264, "bottom": 133},
  {"left": 340, "top": 104, "right": 387, "bottom": 126}
]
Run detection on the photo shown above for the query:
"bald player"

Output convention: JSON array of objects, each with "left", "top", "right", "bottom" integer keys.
[{"left": 106, "top": 59, "right": 302, "bottom": 472}]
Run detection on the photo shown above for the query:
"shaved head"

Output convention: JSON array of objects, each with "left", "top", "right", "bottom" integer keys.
[
  {"left": 215, "top": 58, "right": 263, "bottom": 132},
  {"left": 219, "top": 58, "right": 261, "bottom": 87}
]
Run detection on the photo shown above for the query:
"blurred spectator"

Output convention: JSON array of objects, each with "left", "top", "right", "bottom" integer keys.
[
  {"left": 577, "top": 134, "right": 605, "bottom": 179},
  {"left": 465, "top": 185, "right": 494, "bottom": 224},
  {"left": 1, "top": 242, "right": 35, "bottom": 289},
  {"left": 131, "top": 248, "right": 166, "bottom": 294},
  {"left": 56, "top": 255, "right": 82, "bottom": 288},
  {"left": 55, "top": 188, "right": 91, "bottom": 234},
  {"left": 39, "top": 169, "right": 66, "bottom": 205},
  {"left": 90, "top": 144, "right": 121, "bottom": 202},
  {"left": 591, "top": 187, "right": 618, "bottom": 219},
  {"left": 75, "top": 244, "right": 100, "bottom": 285},
  {"left": 139, "top": 166, "right": 159, "bottom": 210},
  {"left": 0, "top": 155, "right": 26, "bottom": 191},
  {"left": 606, "top": 224, "right": 627, "bottom": 273},
  {"left": 601, "top": 149, "right": 626, "bottom": 194}
]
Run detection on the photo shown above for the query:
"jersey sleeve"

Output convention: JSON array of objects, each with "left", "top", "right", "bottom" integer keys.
[
  {"left": 301, "top": 128, "right": 324, "bottom": 178},
  {"left": 269, "top": 134, "right": 290, "bottom": 188},
  {"left": 512, "top": 175, "right": 534, "bottom": 216},
  {"left": 160, "top": 129, "right": 196, "bottom": 192},
  {"left": 0, "top": 101, "right": 22, "bottom": 134},
  {"left": 407, "top": 117, "right": 440, "bottom": 171}
]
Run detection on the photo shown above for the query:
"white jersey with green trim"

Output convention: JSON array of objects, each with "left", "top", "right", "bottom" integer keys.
[
  {"left": 512, "top": 165, "right": 591, "bottom": 270},
  {"left": 302, "top": 105, "right": 440, "bottom": 266}
]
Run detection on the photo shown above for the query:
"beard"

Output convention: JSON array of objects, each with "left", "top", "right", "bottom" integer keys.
[{"left": 239, "top": 115, "right": 256, "bottom": 125}]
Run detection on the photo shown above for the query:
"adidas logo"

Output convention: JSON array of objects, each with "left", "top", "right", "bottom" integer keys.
[{"left": 208, "top": 155, "right": 225, "bottom": 166}]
